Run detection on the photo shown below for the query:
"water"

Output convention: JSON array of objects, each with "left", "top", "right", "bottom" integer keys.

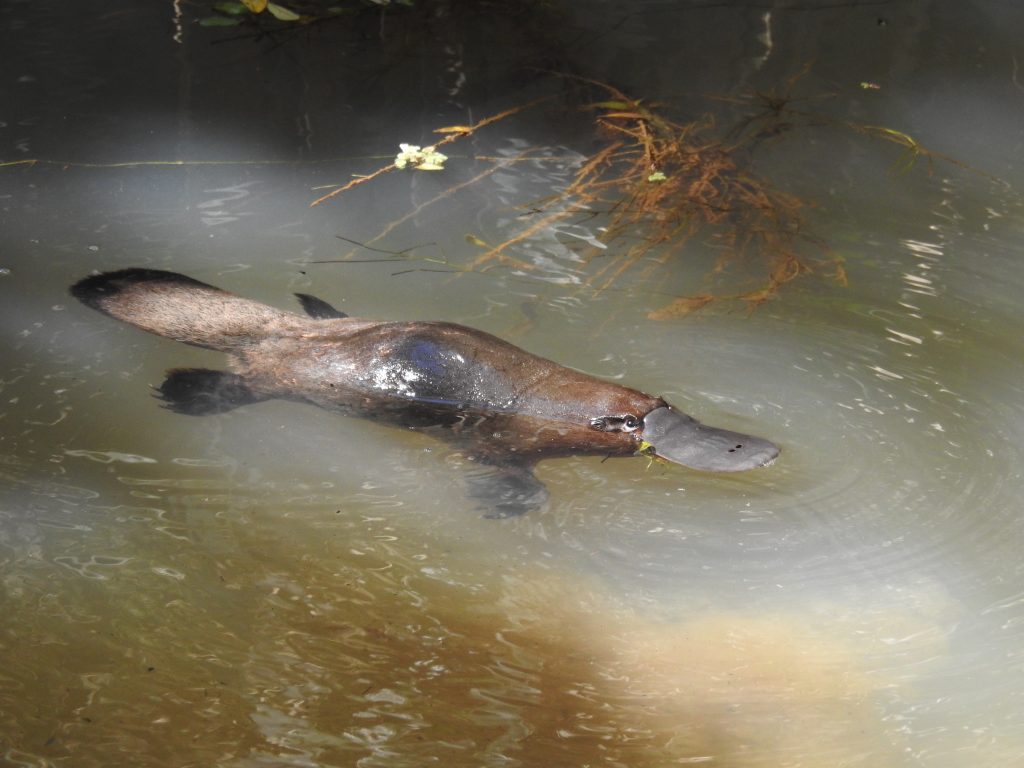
[{"left": 3, "top": 1, "right": 1024, "bottom": 765}]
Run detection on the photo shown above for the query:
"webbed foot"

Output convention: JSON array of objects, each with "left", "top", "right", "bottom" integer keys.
[
  {"left": 464, "top": 462, "right": 549, "bottom": 518},
  {"left": 157, "top": 368, "right": 262, "bottom": 416}
]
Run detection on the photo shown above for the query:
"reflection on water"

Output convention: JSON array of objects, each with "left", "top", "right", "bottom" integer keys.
[
  {"left": 0, "top": 450, "right": 967, "bottom": 767},
  {"left": 4, "top": 0, "right": 1024, "bottom": 766}
]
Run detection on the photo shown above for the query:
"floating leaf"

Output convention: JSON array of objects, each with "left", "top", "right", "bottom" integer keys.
[
  {"left": 465, "top": 234, "right": 490, "bottom": 248},
  {"left": 589, "top": 100, "right": 633, "bottom": 110},
  {"left": 213, "top": 1, "right": 248, "bottom": 14},
  {"left": 267, "top": 2, "right": 300, "bottom": 20},
  {"left": 199, "top": 15, "right": 242, "bottom": 26},
  {"left": 242, "top": 0, "right": 267, "bottom": 12}
]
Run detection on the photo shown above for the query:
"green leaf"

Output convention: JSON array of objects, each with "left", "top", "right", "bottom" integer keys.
[
  {"left": 213, "top": 1, "right": 248, "bottom": 14},
  {"left": 199, "top": 15, "right": 242, "bottom": 26},
  {"left": 266, "top": 2, "right": 300, "bottom": 20}
]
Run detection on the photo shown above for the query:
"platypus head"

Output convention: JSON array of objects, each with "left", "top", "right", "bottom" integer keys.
[
  {"left": 640, "top": 405, "right": 779, "bottom": 472},
  {"left": 592, "top": 405, "right": 779, "bottom": 472}
]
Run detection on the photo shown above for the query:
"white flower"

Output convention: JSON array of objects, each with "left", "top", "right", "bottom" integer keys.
[{"left": 394, "top": 143, "right": 448, "bottom": 171}]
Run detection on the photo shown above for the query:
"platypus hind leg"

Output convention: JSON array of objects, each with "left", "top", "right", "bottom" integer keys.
[
  {"left": 464, "top": 462, "right": 550, "bottom": 519},
  {"left": 157, "top": 368, "right": 266, "bottom": 416}
]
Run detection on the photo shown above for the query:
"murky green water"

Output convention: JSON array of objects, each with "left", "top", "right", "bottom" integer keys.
[{"left": 3, "top": 1, "right": 1024, "bottom": 765}]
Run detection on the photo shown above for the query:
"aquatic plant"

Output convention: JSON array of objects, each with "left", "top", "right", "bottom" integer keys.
[
  {"left": 393, "top": 144, "right": 449, "bottom": 171},
  {"left": 310, "top": 78, "right": 846, "bottom": 316},
  {"left": 198, "top": 0, "right": 407, "bottom": 27}
]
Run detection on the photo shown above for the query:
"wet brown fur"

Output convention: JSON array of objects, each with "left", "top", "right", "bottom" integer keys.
[{"left": 71, "top": 269, "right": 663, "bottom": 465}]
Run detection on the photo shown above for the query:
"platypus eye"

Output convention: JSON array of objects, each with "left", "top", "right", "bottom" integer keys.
[{"left": 590, "top": 414, "right": 641, "bottom": 433}]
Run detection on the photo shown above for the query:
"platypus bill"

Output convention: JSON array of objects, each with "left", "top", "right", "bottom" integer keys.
[{"left": 71, "top": 269, "right": 779, "bottom": 517}]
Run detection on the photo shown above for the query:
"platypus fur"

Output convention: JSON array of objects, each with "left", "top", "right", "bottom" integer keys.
[{"left": 70, "top": 269, "right": 779, "bottom": 516}]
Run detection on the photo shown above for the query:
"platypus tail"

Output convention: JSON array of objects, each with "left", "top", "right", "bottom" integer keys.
[{"left": 70, "top": 268, "right": 296, "bottom": 351}]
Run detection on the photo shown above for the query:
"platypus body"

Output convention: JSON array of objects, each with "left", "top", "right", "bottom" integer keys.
[{"left": 71, "top": 269, "right": 779, "bottom": 516}]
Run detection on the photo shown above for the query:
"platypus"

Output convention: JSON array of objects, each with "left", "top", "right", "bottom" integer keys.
[{"left": 70, "top": 269, "right": 779, "bottom": 516}]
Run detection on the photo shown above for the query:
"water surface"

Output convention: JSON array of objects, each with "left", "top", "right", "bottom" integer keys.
[{"left": 2, "top": 1, "right": 1024, "bottom": 765}]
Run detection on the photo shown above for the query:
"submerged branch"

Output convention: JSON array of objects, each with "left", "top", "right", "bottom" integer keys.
[{"left": 7, "top": 69, "right": 991, "bottom": 319}]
